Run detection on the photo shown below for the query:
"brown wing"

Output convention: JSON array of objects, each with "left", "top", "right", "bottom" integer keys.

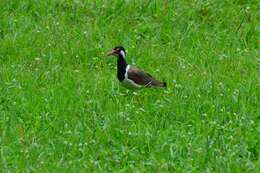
[{"left": 127, "top": 66, "right": 165, "bottom": 87}]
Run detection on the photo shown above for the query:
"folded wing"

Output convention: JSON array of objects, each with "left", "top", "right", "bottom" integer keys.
[{"left": 127, "top": 66, "right": 166, "bottom": 87}]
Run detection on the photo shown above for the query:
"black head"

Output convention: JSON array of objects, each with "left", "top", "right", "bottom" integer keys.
[{"left": 107, "top": 46, "right": 126, "bottom": 58}]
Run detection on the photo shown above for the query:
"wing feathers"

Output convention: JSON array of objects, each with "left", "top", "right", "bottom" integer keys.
[{"left": 127, "top": 66, "right": 166, "bottom": 87}]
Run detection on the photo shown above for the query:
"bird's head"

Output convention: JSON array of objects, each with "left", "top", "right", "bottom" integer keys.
[{"left": 107, "top": 46, "right": 126, "bottom": 58}]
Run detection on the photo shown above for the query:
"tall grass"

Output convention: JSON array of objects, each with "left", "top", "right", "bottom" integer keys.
[{"left": 0, "top": 0, "right": 259, "bottom": 172}]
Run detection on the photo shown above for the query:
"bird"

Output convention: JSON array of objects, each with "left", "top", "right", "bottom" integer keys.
[{"left": 106, "top": 46, "right": 167, "bottom": 89}]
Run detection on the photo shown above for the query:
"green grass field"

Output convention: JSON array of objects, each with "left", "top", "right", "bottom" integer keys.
[{"left": 0, "top": 0, "right": 259, "bottom": 172}]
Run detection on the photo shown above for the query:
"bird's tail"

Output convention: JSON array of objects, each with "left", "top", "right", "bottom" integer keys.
[
  {"left": 163, "top": 82, "right": 167, "bottom": 87},
  {"left": 150, "top": 80, "right": 167, "bottom": 88}
]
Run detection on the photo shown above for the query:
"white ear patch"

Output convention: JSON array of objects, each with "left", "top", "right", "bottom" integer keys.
[{"left": 120, "top": 50, "right": 125, "bottom": 58}]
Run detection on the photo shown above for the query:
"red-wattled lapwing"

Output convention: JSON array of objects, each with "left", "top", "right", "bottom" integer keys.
[{"left": 107, "top": 46, "right": 167, "bottom": 89}]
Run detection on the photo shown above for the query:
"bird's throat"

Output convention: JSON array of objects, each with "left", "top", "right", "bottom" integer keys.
[{"left": 117, "top": 55, "right": 127, "bottom": 82}]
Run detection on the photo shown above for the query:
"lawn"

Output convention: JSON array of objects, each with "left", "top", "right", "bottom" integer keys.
[{"left": 0, "top": 0, "right": 259, "bottom": 172}]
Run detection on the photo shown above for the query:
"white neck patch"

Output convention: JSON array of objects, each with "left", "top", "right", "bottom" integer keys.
[{"left": 120, "top": 50, "right": 126, "bottom": 58}]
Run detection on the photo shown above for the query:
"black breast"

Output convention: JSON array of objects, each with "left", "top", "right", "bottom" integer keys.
[{"left": 117, "top": 56, "right": 127, "bottom": 82}]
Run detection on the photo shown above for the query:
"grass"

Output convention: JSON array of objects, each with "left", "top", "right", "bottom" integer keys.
[{"left": 0, "top": 0, "right": 259, "bottom": 172}]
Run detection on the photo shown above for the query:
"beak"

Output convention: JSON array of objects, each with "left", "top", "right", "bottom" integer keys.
[{"left": 106, "top": 49, "right": 116, "bottom": 56}]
